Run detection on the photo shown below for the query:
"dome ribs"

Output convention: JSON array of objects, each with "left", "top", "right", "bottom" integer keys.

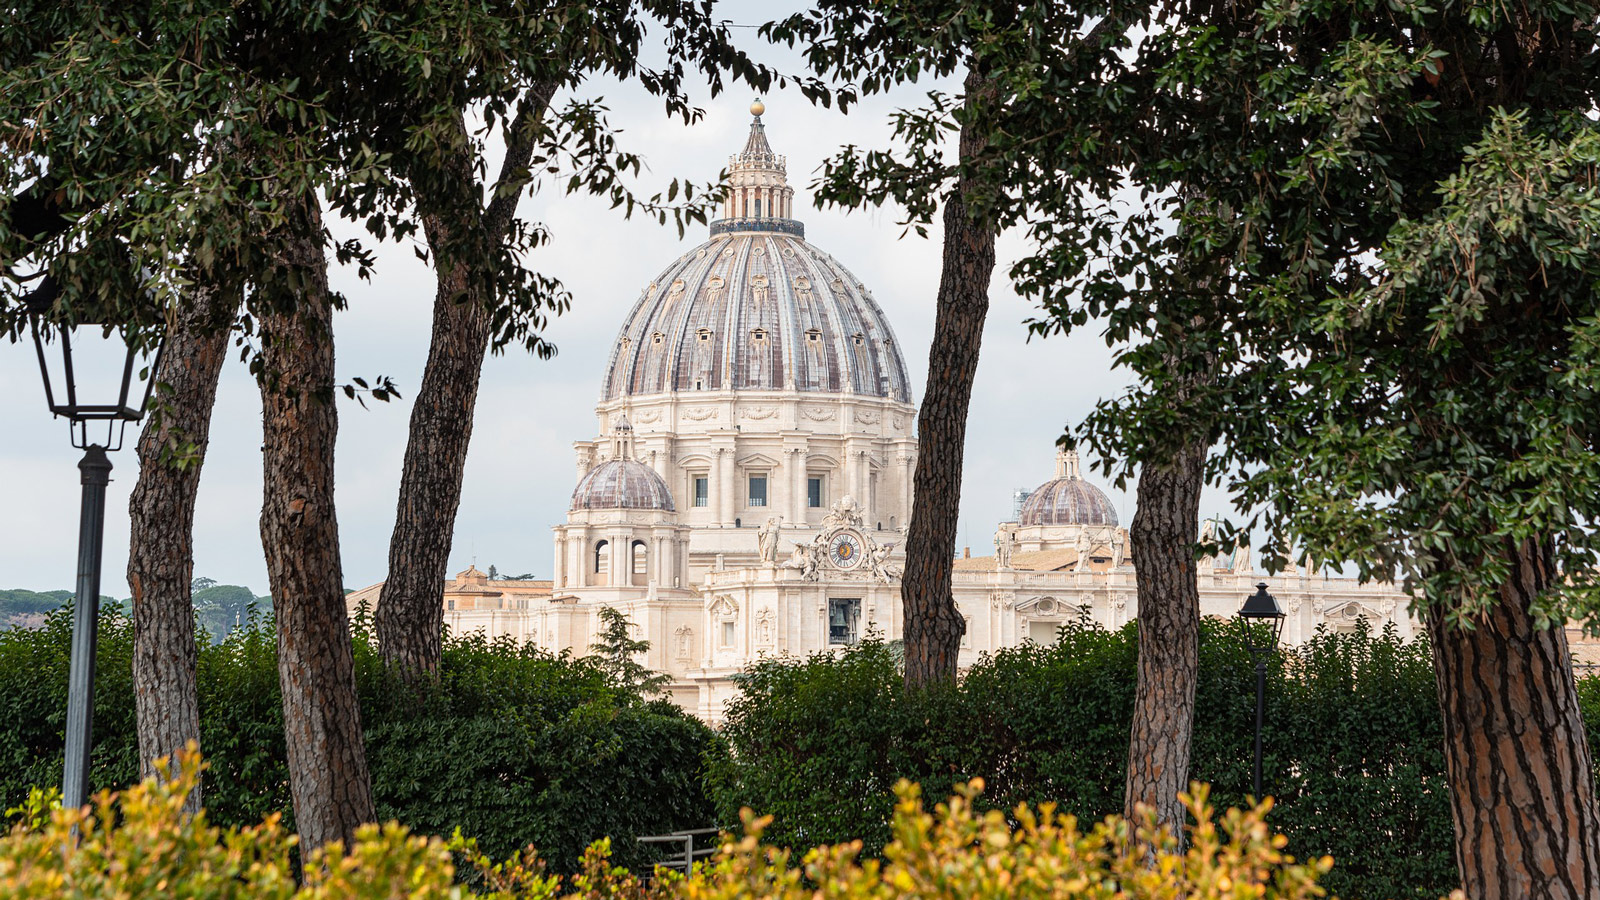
[
  {"left": 601, "top": 233, "right": 910, "bottom": 403},
  {"left": 570, "top": 459, "right": 675, "bottom": 511}
]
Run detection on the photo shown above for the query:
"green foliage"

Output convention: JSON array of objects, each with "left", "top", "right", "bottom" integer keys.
[
  {"left": 709, "top": 617, "right": 1459, "bottom": 900},
  {"left": 1, "top": 750, "right": 1331, "bottom": 900},
  {"left": 190, "top": 584, "right": 270, "bottom": 642},
  {"left": 0, "top": 605, "right": 717, "bottom": 874},
  {"left": 589, "top": 607, "right": 671, "bottom": 699},
  {"left": 1002, "top": 0, "right": 1600, "bottom": 618}
]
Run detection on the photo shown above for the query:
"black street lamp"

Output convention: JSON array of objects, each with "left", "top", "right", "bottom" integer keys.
[
  {"left": 1237, "top": 581, "right": 1286, "bottom": 800},
  {"left": 24, "top": 277, "right": 163, "bottom": 812}
]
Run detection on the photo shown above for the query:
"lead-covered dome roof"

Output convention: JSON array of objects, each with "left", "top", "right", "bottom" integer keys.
[
  {"left": 1019, "top": 451, "right": 1119, "bottom": 527},
  {"left": 599, "top": 105, "right": 912, "bottom": 403},
  {"left": 570, "top": 459, "right": 675, "bottom": 512}
]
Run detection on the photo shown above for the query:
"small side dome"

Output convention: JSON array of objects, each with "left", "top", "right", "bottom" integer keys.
[
  {"left": 571, "top": 459, "right": 675, "bottom": 512},
  {"left": 1018, "top": 450, "right": 1118, "bottom": 527}
]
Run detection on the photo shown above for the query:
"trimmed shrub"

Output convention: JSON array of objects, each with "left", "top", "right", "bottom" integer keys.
[
  {"left": 0, "top": 751, "right": 1335, "bottom": 900},
  {"left": 0, "top": 606, "right": 716, "bottom": 873},
  {"left": 709, "top": 617, "right": 1459, "bottom": 900}
]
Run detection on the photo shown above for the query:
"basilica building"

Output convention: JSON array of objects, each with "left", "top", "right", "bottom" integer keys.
[{"left": 348, "top": 104, "right": 1418, "bottom": 722}]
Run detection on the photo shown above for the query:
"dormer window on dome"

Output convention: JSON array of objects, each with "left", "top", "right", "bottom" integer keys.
[
  {"left": 752, "top": 328, "right": 767, "bottom": 342},
  {"left": 697, "top": 328, "right": 712, "bottom": 342},
  {"left": 806, "top": 328, "right": 821, "bottom": 343}
]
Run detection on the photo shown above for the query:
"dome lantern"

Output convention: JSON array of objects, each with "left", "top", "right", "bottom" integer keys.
[{"left": 712, "top": 103, "right": 802, "bottom": 238}]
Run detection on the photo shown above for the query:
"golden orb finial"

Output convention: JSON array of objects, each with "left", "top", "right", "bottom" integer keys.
[{"left": 750, "top": 98, "right": 766, "bottom": 117}]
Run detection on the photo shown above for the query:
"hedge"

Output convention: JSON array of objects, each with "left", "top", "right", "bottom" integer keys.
[
  {"left": 0, "top": 606, "right": 717, "bottom": 873},
  {"left": 1, "top": 749, "right": 1333, "bottom": 900},
  {"left": 707, "top": 617, "right": 1506, "bottom": 900}
]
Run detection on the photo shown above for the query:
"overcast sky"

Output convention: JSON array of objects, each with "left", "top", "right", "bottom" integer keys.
[{"left": 0, "top": 5, "right": 1244, "bottom": 597}]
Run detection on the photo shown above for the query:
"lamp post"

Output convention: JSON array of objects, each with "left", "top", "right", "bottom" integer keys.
[
  {"left": 24, "top": 276, "right": 163, "bottom": 812},
  {"left": 1237, "top": 581, "right": 1286, "bottom": 800}
]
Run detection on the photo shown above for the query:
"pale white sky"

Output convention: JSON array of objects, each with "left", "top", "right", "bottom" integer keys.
[{"left": 0, "top": 6, "right": 1237, "bottom": 597}]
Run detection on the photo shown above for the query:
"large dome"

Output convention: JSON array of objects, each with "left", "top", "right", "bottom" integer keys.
[
  {"left": 599, "top": 107, "right": 912, "bottom": 403},
  {"left": 601, "top": 234, "right": 911, "bottom": 401},
  {"left": 1019, "top": 451, "right": 1119, "bottom": 527}
]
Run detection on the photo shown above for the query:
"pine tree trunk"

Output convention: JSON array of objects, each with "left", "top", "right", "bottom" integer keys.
[
  {"left": 374, "top": 92, "right": 552, "bottom": 679},
  {"left": 1429, "top": 537, "right": 1600, "bottom": 899},
  {"left": 126, "top": 282, "right": 234, "bottom": 813},
  {"left": 257, "top": 191, "right": 375, "bottom": 850},
  {"left": 1123, "top": 435, "right": 1205, "bottom": 831},
  {"left": 902, "top": 70, "right": 996, "bottom": 690},
  {"left": 373, "top": 227, "right": 486, "bottom": 677}
]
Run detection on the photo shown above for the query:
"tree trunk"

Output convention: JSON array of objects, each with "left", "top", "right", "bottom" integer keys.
[
  {"left": 902, "top": 70, "right": 997, "bottom": 690},
  {"left": 373, "top": 225, "right": 486, "bottom": 677},
  {"left": 1429, "top": 537, "right": 1600, "bottom": 899},
  {"left": 126, "top": 281, "right": 235, "bottom": 813},
  {"left": 1122, "top": 435, "right": 1205, "bottom": 831},
  {"left": 257, "top": 191, "right": 375, "bottom": 850},
  {"left": 375, "top": 90, "right": 553, "bottom": 679}
]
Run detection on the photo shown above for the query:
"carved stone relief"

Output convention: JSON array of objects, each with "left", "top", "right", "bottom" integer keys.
[
  {"left": 683, "top": 407, "right": 719, "bottom": 421},
  {"left": 741, "top": 406, "right": 778, "bottom": 420},
  {"left": 803, "top": 406, "right": 837, "bottom": 422},
  {"left": 853, "top": 409, "right": 881, "bottom": 425}
]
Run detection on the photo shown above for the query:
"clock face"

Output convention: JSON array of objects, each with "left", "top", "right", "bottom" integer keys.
[{"left": 829, "top": 532, "right": 864, "bottom": 569}]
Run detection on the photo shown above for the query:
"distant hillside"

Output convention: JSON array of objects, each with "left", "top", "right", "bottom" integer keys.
[
  {"left": 1, "top": 580, "right": 270, "bottom": 640},
  {"left": 0, "top": 589, "right": 126, "bottom": 629}
]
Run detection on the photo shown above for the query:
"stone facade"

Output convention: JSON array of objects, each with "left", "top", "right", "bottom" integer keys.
[{"left": 348, "top": 104, "right": 1420, "bottom": 723}]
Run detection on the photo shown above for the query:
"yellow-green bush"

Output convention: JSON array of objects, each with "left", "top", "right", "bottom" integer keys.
[{"left": 1, "top": 750, "right": 1338, "bottom": 900}]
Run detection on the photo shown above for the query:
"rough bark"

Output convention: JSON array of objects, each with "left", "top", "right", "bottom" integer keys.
[
  {"left": 902, "top": 70, "right": 997, "bottom": 690},
  {"left": 126, "top": 281, "right": 235, "bottom": 813},
  {"left": 1428, "top": 537, "right": 1600, "bottom": 900},
  {"left": 1122, "top": 435, "right": 1206, "bottom": 831},
  {"left": 257, "top": 190, "right": 375, "bottom": 850},
  {"left": 375, "top": 89, "right": 553, "bottom": 678}
]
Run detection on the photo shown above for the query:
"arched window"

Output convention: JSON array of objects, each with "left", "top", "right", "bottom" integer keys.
[
  {"left": 632, "top": 540, "right": 648, "bottom": 576},
  {"left": 594, "top": 540, "right": 610, "bottom": 575}
]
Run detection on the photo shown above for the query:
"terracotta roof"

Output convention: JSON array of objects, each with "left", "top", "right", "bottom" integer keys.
[
  {"left": 952, "top": 555, "right": 998, "bottom": 572},
  {"left": 1011, "top": 549, "right": 1081, "bottom": 571}
]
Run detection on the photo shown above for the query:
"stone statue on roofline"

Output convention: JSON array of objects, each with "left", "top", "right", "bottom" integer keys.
[{"left": 757, "top": 515, "right": 783, "bottom": 564}]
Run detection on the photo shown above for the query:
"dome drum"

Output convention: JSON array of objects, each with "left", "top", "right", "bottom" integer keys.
[{"left": 709, "top": 217, "right": 805, "bottom": 238}]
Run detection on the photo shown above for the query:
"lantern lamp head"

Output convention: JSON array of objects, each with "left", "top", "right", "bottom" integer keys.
[
  {"left": 1237, "top": 581, "right": 1286, "bottom": 655},
  {"left": 25, "top": 275, "right": 165, "bottom": 451}
]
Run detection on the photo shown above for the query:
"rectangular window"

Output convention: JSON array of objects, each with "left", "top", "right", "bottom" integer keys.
[
  {"left": 828, "top": 598, "right": 861, "bottom": 646},
  {"left": 748, "top": 474, "right": 768, "bottom": 507},
  {"left": 1029, "top": 620, "right": 1062, "bottom": 646},
  {"left": 693, "top": 475, "right": 709, "bottom": 508},
  {"left": 721, "top": 620, "right": 736, "bottom": 648},
  {"left": 808, "top": 476, "right": 823, "bottom": 508}
]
